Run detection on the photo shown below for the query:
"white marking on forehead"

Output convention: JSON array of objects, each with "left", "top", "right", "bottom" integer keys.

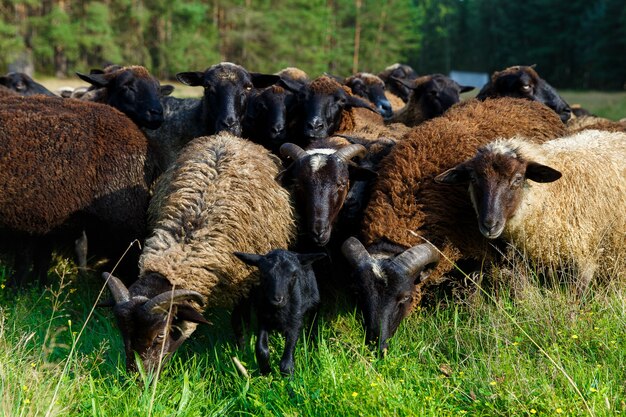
[
  {"left": 484, "top": 140, "right": 517, "bottom": 158},
  {"left": 371, "top": 261, "right": 387, "bottom": 282},
  {"left": 307, "top": 149, "right": 336, "bottom": 173},
  {"left": 306, "top": 148, "right": 337, "bottom": 156}
]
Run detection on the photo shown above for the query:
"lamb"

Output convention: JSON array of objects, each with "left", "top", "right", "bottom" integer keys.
[
  {"left": 342, "top": 98, "right": 566, "bottom": 352},
  {"left": 104, "top": 132, "right": 296, "bottom": 372},
  {"left": 386, "top": 73, "right": 474, "bottom": 126},
  {"left": 0, "top": 72, "right": 56, "bottom": 96},
  {"left": 377, "top": 63, "right": 418, "bottom": 104},
  {"left": 234, "top": 249, "right": 326, "bottom": 375},
  {"left": 76, "top": 65, "right": 173, "bottom": 129},
  {"left": 0, "top": 95, "right": 165, "bottom": 286},
  {"left": 143, "top": 62, "right": 281, "bottom": 168},
  {"left": 435, "top": 130, "right": 626, "bottom": 292},
  {"left": 476, "top": 65, "right": 572, "bottom": 122}
]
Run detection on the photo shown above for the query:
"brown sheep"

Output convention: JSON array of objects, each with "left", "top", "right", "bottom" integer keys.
[
  {"left": 104, "top": 133, "right": 296, "bottom": 372},
  {"left": 565, "top": 115, "right": 626, "bottom": 134},
  {"left": 378, "top": 63, "right": 418, "bottom": 103},
  {"left": 342, "top": 98, "right": 566, "bottom": 352}
]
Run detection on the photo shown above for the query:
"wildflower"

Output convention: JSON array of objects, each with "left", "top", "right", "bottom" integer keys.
[
  {"left": 24, "top": 399, "right": 30, "bottom": 405},
  {"left": 67, "top": 319, "right": 72, "bottom": 327},
  {"left": 370, "top": 382, "right": 377, "bottom": 387},
  {"left": 530, "top": 409, "right": 537, "bottom": 414},
  {"left": 22, "top": 385, "right": 28, "bottom": 391},
  {"left": 425, "top": 396, "right": 433, "bottom": 401},
  {"left": 512, "top": 342, "right": 519, "bottom": 346},
  {"left": 594, "top": 327, "right": 599, "bottom": 330},
  {"left": 458, "top": 371, "right": 464, "bottom": 376},
  {"left": 30, "top": 363, "right": 35, "bottom": 368},
  {"left": 489, "top": 381, "right": 497, "bottom": 386},
  {"left": 556, "top": 408, "right": 563, "bottom": 413},
  {"left": 571, "top": 334, "right": 578, "bottom": 339},
  {"left": 0, "top": 284, "right": 4, "bottom": 289},
  {"left": 351, "top": 392, "right": 358, "bottom": 398},
  {"left": 590, "top": 387, "right": 597, "bottom": 393}
]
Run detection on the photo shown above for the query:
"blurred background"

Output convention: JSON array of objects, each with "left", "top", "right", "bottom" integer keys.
[{"left": 0, "top": 0, "right": 624, "bottom": 90}]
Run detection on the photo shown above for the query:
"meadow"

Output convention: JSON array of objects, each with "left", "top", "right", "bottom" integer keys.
[{"left": 1, "top": 88, "right": 625, "bottom": 416}]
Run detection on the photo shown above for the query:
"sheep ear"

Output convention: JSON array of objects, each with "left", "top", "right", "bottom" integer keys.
[
  {"left": 389, "top": 76, "right": 416, "bottom": 90},
  {"left": 76, "top": 72, "right": 109, "bottom": 88},
  {"left": 176, "top": 71, "right": 204, "bottom": 86},
  {"left": 275, "top": 162, "right": 296, "bottom": 184},
  {"left": 160, "top": 84, "right": 175, "bottom": 96},
  {"left": 348, "top": 164, "right": 378, "bottom": 181},
  {"left": 278, "top": 77, "right": 305, "bottom": 94},
  {"left": 460, "top": 85, "right": 475, "bottom": 93},
  {"left": 233, "top": 251, "right": 263, "bottom": 266},
  {"left": 297, "top": 252, "right": 327, "bottom": 266},
  {"left": 525, "top": 162, "right": 561, "bottom": 183},
  {"left": 176, "top": 305, "right": 210, "bottom": 325},
  {"left": 250, "top": 73, "right": 280, "bottom": 89},
  {"left": 435, "top": 165, "right": 471, "bottom": 185},
  {"left": 347, "top": 95, "right": 377, "bottom": 113}
]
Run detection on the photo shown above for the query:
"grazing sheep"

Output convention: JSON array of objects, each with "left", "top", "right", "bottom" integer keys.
[
  {"left": 342, "top": 98, "right": 566, "bottom": 352},
  {"left": 0, "top": 95, "right": 165, "bottom": 286},
  {"left": 436, "top": 130, "right": 626, "bottom": 292},
  {"left": 76, "top": 65, "right": 173, "bottom": 129},
  {"left": 104, "top": 133, "right": 296, "bottom": 372},
  {"left": 0, "top": 72, "right": 56, "bottom": 96},
  {"left": 378, "top": 63, "right": 418, "bottom": 103},
  {"left": 387, "top": 74, "right": 474, "bottom": 126},
  {"left": 343, "top": 73, "right": 393, "bottom": 119},
  {"left": 476, "top": 65, "right": 572, "bottom": 122},
  {"left": 234, "top": 250, "right": 326, "bottom": 375}
]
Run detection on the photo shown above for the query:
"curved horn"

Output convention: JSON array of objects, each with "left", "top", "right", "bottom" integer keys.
[
  {"left": 335, "top": 144, "right": 366, "bottom": 162},
  {"left": 391, "top": 243, "right": 440, "bottom": 279},
  {"left": 341, "top": 236, "right": 374, "bottom": 267},
  {"left": 143, "top": 290, "right": 206, "bottom": 315},
  {"left": 102, "top": 272, "right": 130, "bottom": 304},
  {"left": 279, "top": 143, "right": 307, "bottom": 160}
]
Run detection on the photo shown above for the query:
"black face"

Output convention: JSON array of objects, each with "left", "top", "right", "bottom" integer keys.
[
  {"left": 494, "top": 71, "right": 572, "bottom": 122},
  {"left": 256, "top": 251, "right": 301, "bottom": 307},
  {"left": 105, "top": 70, "right": 165, "bottom": 129},
  {"left": 353, "top": 259, "right": 416, "bottom": 352},
  {"left": 387, "top": 66, "right": 417, "bottom": 102},
  {"left": 300, "top": 89, "right": 348, "bottom": 141},
  {"left": 244, "top": 87, "right": 291, "bottom": 149},
  {"left": 413, "top": 75, "right": 472, "bottom": 120},
  {"left": 346, "top": 78, "right": 392, "bottom": 119},
  {"left": 0, "top": 72, "right": 53, "bottom": 96}
]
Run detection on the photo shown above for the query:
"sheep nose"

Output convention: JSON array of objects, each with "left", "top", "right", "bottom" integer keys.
[
  {"left": 270, "top": 124, "right": 285, "bottom": 137},
  {"left": 218, "top": 117, "right": 241, "bottom": 135},
  {"left": 307, "top": 117, "right": 324, "bottom": 132},
  {"left": 271, "top": 295, "right": 285, "bottom": 306}
]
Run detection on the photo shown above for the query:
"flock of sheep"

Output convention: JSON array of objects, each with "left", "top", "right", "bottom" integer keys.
[{"left": 0, "top": 62, "right": 624, "bottom": 376}]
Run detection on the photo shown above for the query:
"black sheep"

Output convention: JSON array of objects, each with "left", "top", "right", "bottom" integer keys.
[{"left": 234, "top": 250, "right": 326, "bottom": 375}]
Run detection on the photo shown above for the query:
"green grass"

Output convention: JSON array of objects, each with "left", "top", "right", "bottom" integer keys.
[
  {"left": 560, "top": 90, "right": 626, "bottom": 120},
  {"left": 1, "top": 256, "right": 625, "bottom": 417}
]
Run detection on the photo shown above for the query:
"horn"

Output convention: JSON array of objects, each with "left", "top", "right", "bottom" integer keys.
[
  {"left": 143, "top": 290, "right": 206, "bottom": 315},
  {"left": 335, "top": 144, "right": 366, "bottom": 162},
  {"left": 279, "top": 143, "right": 307, "bottom": 160},
  {"left": 102, "top": 272, "right": 130, "bottom": 304},
  {"left": 341, "top": 236, "right": 373, "bottom": 267},
  {"left": 391, "top": 243, "right": 440, "bottom": 279}
]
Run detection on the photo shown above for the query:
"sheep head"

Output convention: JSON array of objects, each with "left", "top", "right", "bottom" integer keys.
[
  {"left": 476, "top": 65, "right": 572, "bottom": 123},
  {"left": 0, "top": 72, "right": 54, "bottom": 96},
  {"left": 435, "top": 140, "right": 561, "bottom": 239},
  {"left": 104, "top": 272, "right": 209, "bottom": 373},
  {"left": 279, "top": 143, "right": 376, "bottom": 246},
  {"left": 342, "top": 237, "right": 439, "bottom": 354},
  {"left": 344, "top": 73, "right": 393, "bottom": 119},
  {"left": 378, "top": 63, "right": 418, "bottom": 103},
  {"left": 177, "top": 62, "right": 280, "bottom": 137},
  {"left": 76, "top": 66, "right": 172, "bottom": 130}
]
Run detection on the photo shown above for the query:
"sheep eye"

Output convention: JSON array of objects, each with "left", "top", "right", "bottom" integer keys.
[
  {"left": 521, "top": 84, "right": 532, "bottom": 92},
  {"left": 16, "top": 82, "right": 25, "bottom": 90},
  {"left": 511, "top": 174, "right": 523, "bottom": 188},
  {"left": 399, "top": 294, "right": 411, "bottom": 303}
]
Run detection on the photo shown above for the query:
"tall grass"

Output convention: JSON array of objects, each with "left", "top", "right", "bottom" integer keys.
[{"left": 1, "top": 251, "right": 624, "bottom": 416}]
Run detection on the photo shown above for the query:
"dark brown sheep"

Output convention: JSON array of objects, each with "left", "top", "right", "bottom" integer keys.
[
  {"left": 0, "top": 72, "right": 56, "bottom": 96},
  {"left": 343, "top": 98, "right": 566, "bottom": 352},
  {"left": 378, "top": 63, "right": 418, "bottom": 103}
]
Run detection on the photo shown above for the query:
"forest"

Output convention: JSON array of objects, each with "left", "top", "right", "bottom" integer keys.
[{"left": 0, "top": 0, "right": 625, "bottom": 90}]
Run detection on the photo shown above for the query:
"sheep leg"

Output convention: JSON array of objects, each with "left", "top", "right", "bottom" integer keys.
[
  {"left": 231, "top": 299, "right": 251, "bottom": 349},
  {"left": 255, "top": 326, "right": 271, "bottom": 375},
  {"left": 74, "top": 230, "right": 88, "bottom": 271},
  {"left": 279, "top": 324, "right": 302, "bottom": 376}
]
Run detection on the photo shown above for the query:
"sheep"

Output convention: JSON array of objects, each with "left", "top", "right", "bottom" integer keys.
[
  {"left": 103, "top": 132, "right": 296, "bottom": 372},
  {"left": 234, "top": 249, "right": 326, "bottom": 375},
  {"left": 565, "top": 114, "right": 626, "bottom": 134},
  {"left": 476, "top": 65, "right": 572, "bottom": 122},
  {"left": 76, "top": 65, "right": 173, "bottom": 129},
  {"left": 386, "top": 73, "right": 474, "bottom": 127},
  {"left": 0, "top": 72, "right": 56, "bottom": 96},
  {"left": 435, "top": 130, "right": 626, "bottom": 292},
  {"left": 276, "top": 67, "right": 310, "bottom": 83},
  {"left": 341, "top": 98, "right": 566, "bottom": 352},
  {"left": 142, "top": 62, "right": 281, "bottom": 168},
  {"left": 378, "top": 63, "right": 418, "bottom": 104},
  {"left": 0, "top": 94, "right": 165, "bottom": 287},
  {"left": 342, "top": 73, "right": 393, "bottom": 119}
]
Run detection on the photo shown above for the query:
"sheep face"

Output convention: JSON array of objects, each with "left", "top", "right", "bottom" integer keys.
[
  {"left": 177, "top": 63, "right": 280, "bottom": 137},
  {"left": 279, "top": 144, "right": 374, "bottom": 246},
  {"left": 77, "top": 67, "right": 170, "bottom": 130},
  {"left": 342, "top": 238, "right": 439, "bottom": 353},
  {"left": 0, "top": 72, "right": 54, "bottom": 96},
  {"left": 378, "top": 63, "right": 418, "bottom": 102},
  {"left": 436, "top": 144, "right": 562, "bottom": 239},
  {"left": 104, "top": 273, "right": 208, "bottom": 372},
  {"left": 477, "top": 66, "right": 572, "bottom": 123},
  {"left": 297, "top": 76, "right": 376, "bottom": 142},
  {"left": 243, "top": 85, "right": 296, "bottom": 151},
  {"left": 398, "top": 74, "right": 474, "bottom": 120},
  {"left": 344, "top": 74, "right": 393, "bottom": 119}
]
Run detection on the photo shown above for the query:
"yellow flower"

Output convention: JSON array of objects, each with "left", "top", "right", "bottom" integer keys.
[
  {"left": 30, "top": 363, "right": 35, "bottom": 368},
  {"left": 22, "top": 385, "right": 28, "bottom": 391},
  {"left": 370, "top": 382, "right": 377, "bottom": 387},
  {"left": 590, "top": 387, "right": 597, "bottom": 393},
  {"left": 67, "top": 320, "right": 72, "bottom": 327},
  {"left": 351, "top": 392, "right": 358, "bottom": 398},
  {"left": 489, "top": 381, "right": 497, "bottom": 386},
  {"left": 24, "top": 399, "right": 30, "bottom": 405},
  {"left": 556, "top": 408, "right": 563, "bottom": 413},
  {"left": 571, "top": 334, "right": 578, "bottom": 339},
  {"left": 530, "top": 409, "right": 537, "bottom": 414},
  {"left": 0, "top": 284, "right": 5, "bottom": 289},
  {"left": 594, "top": 327, "right": 599, "bottom": 330},
  {"left": 512, "top": 342, "right": 519, "bottom": 346}
]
